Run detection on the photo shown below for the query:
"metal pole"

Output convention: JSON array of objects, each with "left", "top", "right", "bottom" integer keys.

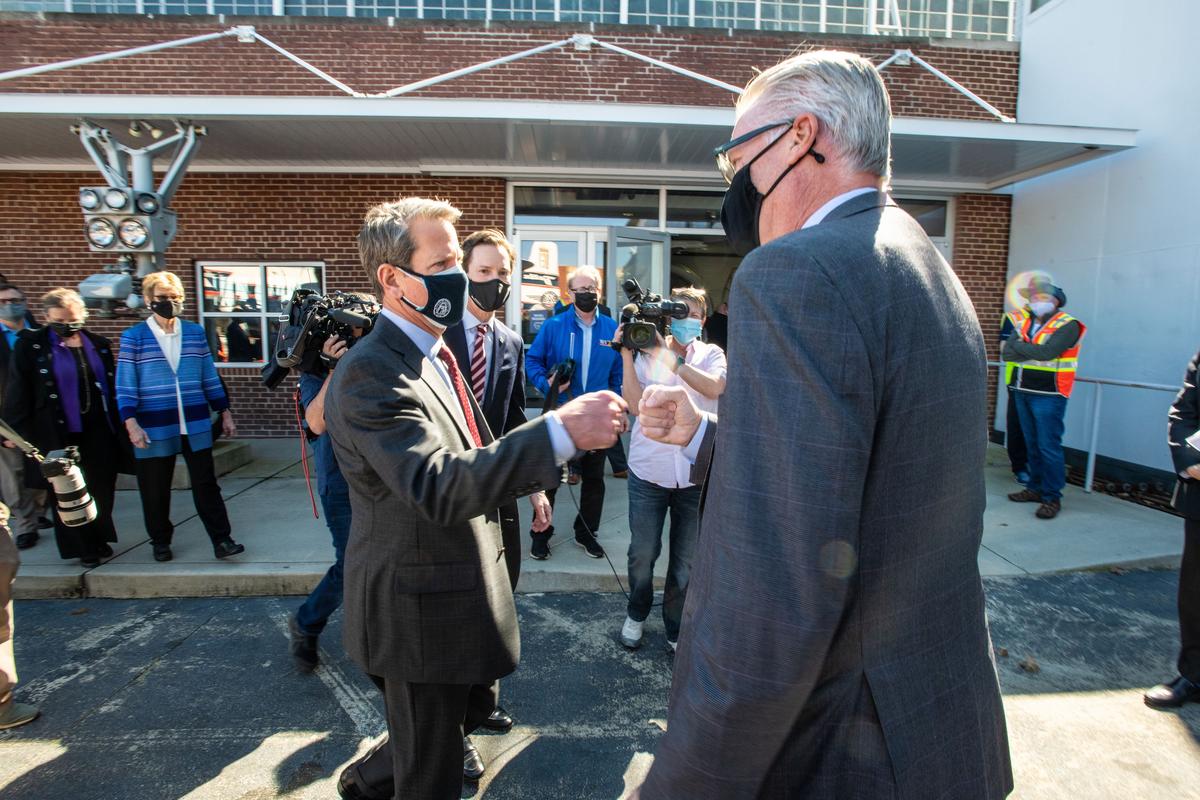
[
  {"left": 905, "top": 52, "right": 1015, "bottom": 122},
  {"left": 380, "top": 38, "right": 574, "bottom": 97},
  {"left": 251, "top": 31, "right": 364, "bottom": 97},
  {"left": 0, "top": 29, "right": 239, "bottom": 84},
  {"left": 131, "top": 152, "right": 155, "bottom": 193},
  {"left": 1085, "top": 383, "right": 1102, "bottom": 493},
  {"left": 591, "top": 38, "right": 744, "bottom": 94}
]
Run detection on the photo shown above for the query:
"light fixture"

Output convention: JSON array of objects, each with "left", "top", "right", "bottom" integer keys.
[
  {"left": 87, "top": 218, "right": 117, "bottom": 248},
  {"left": 103, "top": 188, "right": 129, "bottom": 210},
  {"left": 117, "top": 219, "right": 149, "bottom": 248},
  {"left": 135, "top": 192, "right": 160, "bottom": 214},
  {"left": 79, "top": 188, "right": 100, "bottom": 210}
]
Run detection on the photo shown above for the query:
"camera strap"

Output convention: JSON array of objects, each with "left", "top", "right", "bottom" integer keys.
[{"left": 0, "top": 418, "right": 43, "bottom": 462}]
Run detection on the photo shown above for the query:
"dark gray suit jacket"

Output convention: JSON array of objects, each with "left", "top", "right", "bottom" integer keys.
[
  {"left": 640, "top": 192, "right": 1013, "bottom": 799},
  {"left": 325, "top": 315, "right": 560, "bottom": 685}
]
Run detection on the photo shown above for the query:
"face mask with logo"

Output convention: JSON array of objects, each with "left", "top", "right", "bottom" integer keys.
[
  {"left": 1029, "top": 300, "right": 1057, "bottom": 318},
  {"left": 720, "top": 130, "right": 825, "bottom": 257},
  {"left": 0, "top": 303, "right": 26, "bottom": 322},
  {"left": 468, "top": 278, "right": 511, "bottom": 313},
  {"left": 399, "top": 265, "right": 469, "bottom": 330},
  {"left": 671, "top": 318, "right": 703, "bottom": 345},
  {"left": 152, "top": 299, "right": 183, "bottom": 319},
  {"left": 49, "top": 321, "right": 85, "bottom": 337},
  {"left": 573, "top": 291, "right": 599, "bottom": 314}
]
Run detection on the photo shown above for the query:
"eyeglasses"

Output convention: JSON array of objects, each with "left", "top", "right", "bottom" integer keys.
[
  {"left": 713, "top": 120, "right": 793, "bottom": 184},
  {"left": 571, "top": 285, "right": 598, "bottom": 294},
  {"left": 0, "top": 298, "right": 24, "bottom": 305}
]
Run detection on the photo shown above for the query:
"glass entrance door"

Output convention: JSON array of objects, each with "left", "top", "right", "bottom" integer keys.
[
  {"left": 511, "top": 229, "right": 586, "bottom": 346},
  {"left": 607, "top": 227, "right": 670, "bottom": 312}
]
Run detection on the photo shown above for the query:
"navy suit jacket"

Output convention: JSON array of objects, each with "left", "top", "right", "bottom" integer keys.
[{"left": 444, "top": 316, "right": 527, "bottom": 441}]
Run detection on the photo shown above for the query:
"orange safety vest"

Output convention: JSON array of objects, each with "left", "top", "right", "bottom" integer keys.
[{"left": 1007, "top": 308, "right": 1086, "bottom": 398}]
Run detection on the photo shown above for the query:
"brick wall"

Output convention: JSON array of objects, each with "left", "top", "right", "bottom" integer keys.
[
  {"left": 952, "top": 192, "right": 1012, "bottom": 419},
  {"left": 0, "top": 171, "right": 505, "bottom": 436},
  {"left": 0, "top": 16, "right": 1018, "bottom": 119}
]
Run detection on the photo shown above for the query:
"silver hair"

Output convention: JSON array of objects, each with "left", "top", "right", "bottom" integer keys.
[
  {"left": 41, "top": 287, "right": 88, "bottom": 320},
  {"left": 738, "top": 50, "right": 892, "bottom": 182},
  {"left": 568, "top": 265, "right": 603, "bottom": 291},
  {"left": 358, "top": 197, "right": 462, "bottom": 291}
]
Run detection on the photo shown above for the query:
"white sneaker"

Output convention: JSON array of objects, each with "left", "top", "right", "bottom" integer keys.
[
  {"left": 668, "top": 639, "right": 677, "bottom": 653},
  {"left": 620, "top": 616, "right": 644, "bottom": 649}
]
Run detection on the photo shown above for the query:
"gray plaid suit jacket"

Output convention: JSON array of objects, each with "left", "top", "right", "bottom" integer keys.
[
  {"left": 639, "top": 192, "right": 1013, "bottom": 799},
  {"left": 325, "top": 315, "right": 560, "bottom": 684}
]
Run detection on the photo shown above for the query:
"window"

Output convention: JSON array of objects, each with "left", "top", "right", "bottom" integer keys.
[
  {"left": 198, "top": 261, "right": 323, "bottom": 366},
  {"left": 514, "top": 186, "right": 660, "bottom": 227},
  {"left": 896, "top": 198, "right": 947, "bottom": 237},
  {"left": 665, "top": 190, "right": 724, "bottom": 229}
]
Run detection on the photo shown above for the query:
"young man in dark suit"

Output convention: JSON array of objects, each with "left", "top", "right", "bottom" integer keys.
[
  {"left": 1145, "top": 347, "right": 1200, "bottom": 709},
  {"left": 0, "top": 283, "right": 45, "bottom": 550},
  {"left": 326, "top": 198, "right": 627, "bottom": 800},
  {"left": 444, "top": 229, "right": 551, "bottom": 741},
  {"left": 633, "top": 50, "right": 1012, "bottom": 799}
]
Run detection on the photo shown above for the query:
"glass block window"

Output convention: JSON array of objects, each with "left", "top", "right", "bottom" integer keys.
[{"left": 198, "top": 262, "right": 323, "bottom": 366}]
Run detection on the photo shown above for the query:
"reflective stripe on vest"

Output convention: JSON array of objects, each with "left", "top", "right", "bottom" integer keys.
[{"left": 1012, "top": 309, "right": 1086, "bottom": 397}]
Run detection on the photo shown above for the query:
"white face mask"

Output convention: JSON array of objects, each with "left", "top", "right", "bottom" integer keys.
[{"left": 1030, "top": 301, "right": 1056, "bottom": 318}]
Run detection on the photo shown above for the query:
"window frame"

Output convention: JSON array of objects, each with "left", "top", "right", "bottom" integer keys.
[{"left": 195, "top": 260, "right": 326, "bottom": 369}]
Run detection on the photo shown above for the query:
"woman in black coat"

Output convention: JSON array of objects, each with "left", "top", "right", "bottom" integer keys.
[{"left": 3, "top": 288, "right": 131, "bottom": 568}]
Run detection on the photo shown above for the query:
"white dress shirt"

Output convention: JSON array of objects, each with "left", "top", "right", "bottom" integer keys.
[
  {"left": 147, "top": 315, "right": 188, "bottom": 431},
  {"left": 379, "top": 307, "right": 575, "bottom": 465},
  {"left": 463, "top": 306, "right": 494, "bottom": 389},
  {"left": 630, "top": 340, "right": 726, "bottom": 488}
]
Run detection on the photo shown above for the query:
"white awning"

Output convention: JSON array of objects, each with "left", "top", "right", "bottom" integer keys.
[{"left": 0, "top": 95, "right": 1136, "bottom": 191}]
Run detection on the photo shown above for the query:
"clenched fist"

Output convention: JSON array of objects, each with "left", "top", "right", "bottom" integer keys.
[
  {"left": 557, "top": 390, "right": 629, "bottom": 452},
  {"left": 639, "top": 384, "right": 702, "bottom": 446}
]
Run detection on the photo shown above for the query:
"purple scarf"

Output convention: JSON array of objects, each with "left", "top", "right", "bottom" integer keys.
[{"left": 49, "top": 330, "right": 112, "bottom": 434}]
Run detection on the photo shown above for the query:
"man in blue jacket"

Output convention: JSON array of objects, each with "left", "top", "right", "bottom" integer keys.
[{"left": 526, "top": 265, "right": 622, "bottom": 560}]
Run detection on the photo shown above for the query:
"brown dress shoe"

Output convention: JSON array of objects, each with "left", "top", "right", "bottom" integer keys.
[
  {"left": 1035, "top": 501, "right": 1061, "bottom": 519},
  {"left": 1007, "top": 488, "right": 1041, "bottom": 503}
]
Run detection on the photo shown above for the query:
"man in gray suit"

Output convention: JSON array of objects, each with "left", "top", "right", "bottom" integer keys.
[
  {"left": 633, "top": 50, "right": 1013, "bottom": 799},
  {"left": 325, "top": 197, "right": 628, "bottom": 800}
]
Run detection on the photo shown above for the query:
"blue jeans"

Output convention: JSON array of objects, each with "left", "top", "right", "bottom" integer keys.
[
  {"left": 626, "top": 472, "right": 702, "bottom": 642},
  {"left": 1013, "top": 391, "right": 1068, "bottom": 503},
  {"left": 295, "top": 487, "right": 352, "bottom": 636}
]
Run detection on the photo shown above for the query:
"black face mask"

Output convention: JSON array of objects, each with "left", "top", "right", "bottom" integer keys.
[
  {"left": 49, "top": 321, "right": 85, "bottom": 337},
  {"left": 574, "top": 292, "right": 599, "bottom": 313},
  {"left": 399, "top": 265, "right": 469, "bottom": 330},
  {"left": 720, "top": 133, "right": 825, "bottom": 257},
  {"left": 151, "top": 299, "right": 183, "bottom": 319},
  {"left": 468, "top": 278, "right": 511, "bottom": 313}
]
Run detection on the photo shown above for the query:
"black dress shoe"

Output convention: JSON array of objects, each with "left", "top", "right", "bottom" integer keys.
[
  {"left": 80, "top": 554, "right": 101, "bottom": 568},
  {"left": 37, "top": 516, "right": 53, "bottom": 530},
  {"left": 1144, "top": 675, "right": 1200, "bottom": 709},
  {"left": 463, "top": 736, "right": 485, "bottom": 781},
  {"left": 15, "top": 532, "right": 38, "bottom": 549},
  {"left": 153, "top": 543, "right": 173, "bottom": 562},
  {"left": 288, "top": 614, "right": 319, "bottom": 672},
  {"left": 99, "top": 543, "right": 113, "bottom": 558},
  {"left": 480, "top": 706, "right": 514, "bottom": 732},
  {"left": 338, "top": 736, "right": 392, "bottom": 800},
  {"left": 213, "top": 538, "right": 245, "bottom": 559}
]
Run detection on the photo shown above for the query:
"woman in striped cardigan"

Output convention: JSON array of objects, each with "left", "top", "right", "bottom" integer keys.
[{"left": 116, "top": 271, "right": 245, "bottom": 563}]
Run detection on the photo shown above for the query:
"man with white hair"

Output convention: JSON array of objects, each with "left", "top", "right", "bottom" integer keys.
[
  {"left": 633, "top": 50, "right": 1013, "bottom": 798},
  {"left": 525, "top": 263, "right": 623, "bottom": 560}
]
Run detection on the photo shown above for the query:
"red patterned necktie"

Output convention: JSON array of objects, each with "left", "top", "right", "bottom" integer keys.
[
  {"left": 435, "top": 346, "right": 483, "bottom": 448},
  {"left": 470, "top": 323, "right": 488, "bottom": 404}
]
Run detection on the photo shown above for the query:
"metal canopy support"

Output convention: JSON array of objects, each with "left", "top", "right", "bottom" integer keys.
[
  {"left": 0, "top": 28, "right": 241, "bottom": 83},
  {"left": 877, "top": 48, "right": 1015, "bottom": 123}
]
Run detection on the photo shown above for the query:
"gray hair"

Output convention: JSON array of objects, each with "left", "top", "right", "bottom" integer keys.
[
  {"left": 358, "top": 197, "right": 462, "bottom": 291},
  {"left": 41, "top": 287, "right": 88, "bottom": 320},
  {"left": 738, "top": 50, "right": 892, "bottom": 182},
  {"left": 568, "top": 265, "right": 603, "bottom": 291}
]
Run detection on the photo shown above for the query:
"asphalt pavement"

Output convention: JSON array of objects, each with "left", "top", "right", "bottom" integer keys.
[{"left": 1, "top": 572, "right": 1198, "bottom": 799}]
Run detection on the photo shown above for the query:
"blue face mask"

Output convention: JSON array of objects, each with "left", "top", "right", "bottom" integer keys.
[{"left": 671, "top": 318, "right": 703, "bottom": 345}]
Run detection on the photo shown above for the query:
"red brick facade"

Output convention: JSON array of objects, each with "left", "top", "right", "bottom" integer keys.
[
  {"left": 0, "top": 16, "right": 1019, "bottom": 435},
  {"left": 0, "top": 16, "right": 1017, "bottom": 119}
]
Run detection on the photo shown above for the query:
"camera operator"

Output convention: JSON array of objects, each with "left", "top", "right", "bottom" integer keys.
[
  {"left": 287, "top": 325, "right": 365, "bottom": 673},
  {"left": 525, "top": 265, "right": 622, "bottom": 560},
  {"left": 616, "top": 287, "right": 725, "bottom": 652}
]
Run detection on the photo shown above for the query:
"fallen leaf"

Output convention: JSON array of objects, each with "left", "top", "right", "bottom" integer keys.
[
  {"left": 649, "top": 719, "right": 667, "bottom": 732},
  {"left": 1018, "top": 656, "right": 1040, "bottom": 674},
  {"left": 69, "top": 607, "right": 89, "bottom": 616},
  {"left": 1109, "top": 567, "right": 1129, "bottom": 576},
  {"left": 998, "top": 647, "right": 1009, "bottom": 658}
]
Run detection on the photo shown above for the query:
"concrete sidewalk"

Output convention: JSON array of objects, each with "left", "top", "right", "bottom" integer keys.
[{"left": 13, "top": 438, "right": 1187, "bottom": 599}]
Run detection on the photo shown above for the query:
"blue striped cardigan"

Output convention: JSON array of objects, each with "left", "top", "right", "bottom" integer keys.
[{"left": 116, "top": 320, "right": 230, "bottom": 459}]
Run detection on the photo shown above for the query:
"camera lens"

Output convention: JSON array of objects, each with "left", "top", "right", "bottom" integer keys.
[{"left": 628, "top": 323, "right": 654, "bottom": 350}]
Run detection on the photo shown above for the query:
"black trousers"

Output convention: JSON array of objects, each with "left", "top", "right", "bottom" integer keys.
[
  {"left": 535, "top": 448, "right": 606, "bottom": 542},
  {"left": 1179, "top": 518, "right": 1200, "bottom": 682},
  {"left": 348, "top": 676, "right": 497, "bottom": 800},
  {"left": 134, "top": 437, "right": 231, "bottom": 545},
  {"left": 51, "top": 419, "right": 119, "bottom": 561},
  {"left": 1006, "top": 389, "right": 1027, "bottom": 475}
]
